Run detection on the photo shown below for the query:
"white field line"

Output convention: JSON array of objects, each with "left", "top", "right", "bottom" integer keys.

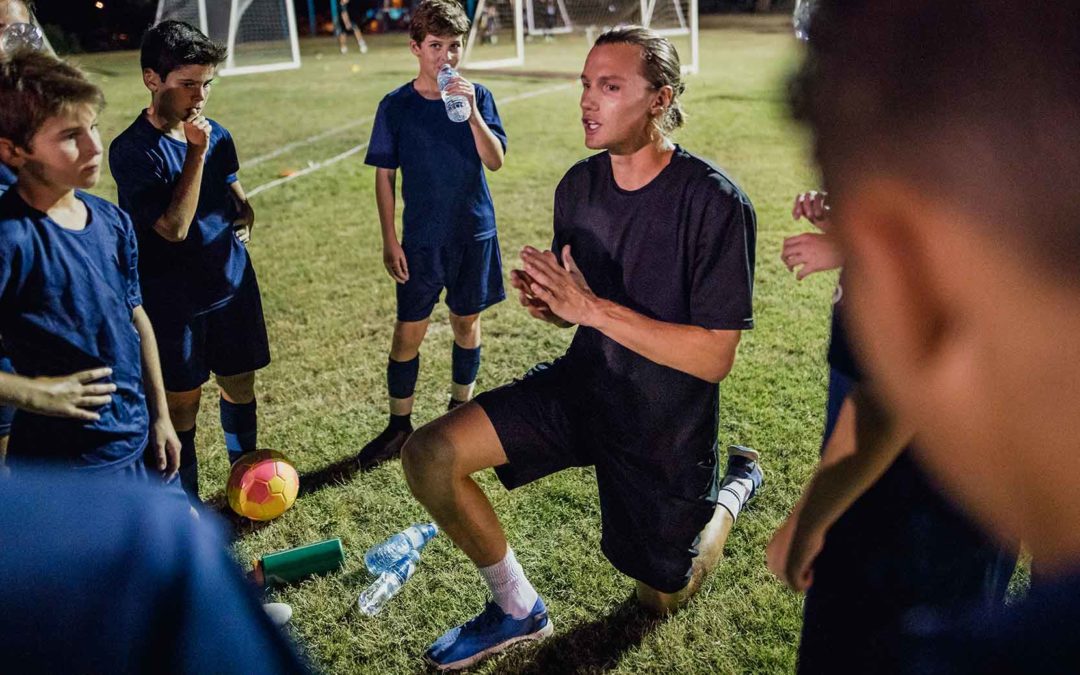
[
  {"left": 245, "top": 81, "right": 576, "bottom": 199},
  {"left": 243, "top": 116, "right": 373, "bottom": 169}
]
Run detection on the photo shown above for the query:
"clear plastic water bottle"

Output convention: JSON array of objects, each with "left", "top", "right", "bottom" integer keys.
[
  {"left": 792, "top": 0, "right": 817, "bottom": 42},
  {"left": 363, "top": 523, "right": 438, "bottom": 575},
  {"left": 0, "top": 22, "right": 45, "bottom": 53},
  {"left": 437, "top": 64, "right": 472, "bottom": 123},
  {"left": 357, "top": 549, "right": 420, "bottom": 616}
]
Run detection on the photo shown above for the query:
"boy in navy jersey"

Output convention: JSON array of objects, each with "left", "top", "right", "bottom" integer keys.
[
  {"left": 0, "top": 51, "right": 179, "bottom": 478},
  {"left": 794, "top": 1, "right": 1080, "bottom": 670},
  {"left": 110, "top": 21, "right": 270, "bottom": 500},
  {"left": 360, "top": 0, "right": 507, "bottom": 467}
]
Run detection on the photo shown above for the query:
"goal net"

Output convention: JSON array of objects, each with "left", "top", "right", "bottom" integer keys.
[
  {"left": 155, "top": 0, "right": 301, "bottom": 76},
  {"left": 462, "top": 0, "right": 698, "bottom": 74}
]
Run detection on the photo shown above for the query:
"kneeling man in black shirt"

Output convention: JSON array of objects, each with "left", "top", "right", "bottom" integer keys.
[{"left": 402, "top": 26, "right": 759, "bottom": 672}]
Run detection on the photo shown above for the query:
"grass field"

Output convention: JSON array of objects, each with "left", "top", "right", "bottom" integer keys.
[{"left": 72, "top": 16, "right": 859, "bottom": 673}]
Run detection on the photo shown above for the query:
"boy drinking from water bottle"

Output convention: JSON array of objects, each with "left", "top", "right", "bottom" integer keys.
[{"left": 359, "top": 0, "right": 507, "bottom": 466}]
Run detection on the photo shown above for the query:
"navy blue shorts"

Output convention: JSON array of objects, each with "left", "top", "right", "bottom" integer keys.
[
  {"left": 797, "top": 367, "right": 1016, "bottom": 673},
  {"left": 148, "top": 263, "right": 271, "bottom": 393},
  {"left": 0, "top": 354, "right": 14, "bottom": 437},
  {"left": 474, "top": 360, "right": 719, "bottom": 594},
  {"left": 396, "top": 236, "right": 505, "bottom": 322}
]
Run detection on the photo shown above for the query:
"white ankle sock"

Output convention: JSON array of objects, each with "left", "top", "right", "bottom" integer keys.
[
  {"left": 717, "top": 475, "right": 755, "bottom": 520},
  {"left": 478, "top": 547, "right": 539, "bottom": 619}
]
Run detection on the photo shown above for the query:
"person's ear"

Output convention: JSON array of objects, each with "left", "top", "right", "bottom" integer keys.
[
  {"left": 836, "top": 178, "right": 956, "bottom": 412},
  {"left": 652, "top": 84, "right": 673, "bottom": 119},
  {"left": 0, "top": 137, "right": 25, "bottom": 168},
  {"left": 409, "top": 40, "right": 422, "bottom": 57},
  {"left": 142, "top": 68, "right": 161, "bottom": 93}
]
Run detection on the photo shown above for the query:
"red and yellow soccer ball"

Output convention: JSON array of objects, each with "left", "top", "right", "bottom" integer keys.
[{"left": 227, "top": 450, "right": 300, "bottom": 521}]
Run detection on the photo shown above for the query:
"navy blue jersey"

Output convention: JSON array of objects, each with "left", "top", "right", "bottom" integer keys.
[
  {"left": 365, "top": 81, "right": 507, "bottom": 246},
  {"left": 0, "top": 468, "right": 311, "bottom": 673},
  {"left": 0, "top": 190, "right": 148, "bottom": 468},
  {"left": 0, "top": 162, "right": 14, "bottom": 195},
  {"left": 553, "top": 148, "right": 756, "bottom": 461},
  {"left": 109, "top": 113, "right": 248, "bottom": 318}
]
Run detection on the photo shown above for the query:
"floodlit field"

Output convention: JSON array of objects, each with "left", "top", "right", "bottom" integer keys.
[{"left": 74, "top": 16, "right": 860, "bottom": 673}]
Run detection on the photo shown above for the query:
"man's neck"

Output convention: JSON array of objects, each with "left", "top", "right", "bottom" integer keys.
[
  {"left": 608, "top": 137, "right": 675, "bottom": 192},
  {"left": 16, "top": 179, "right": 86, "bottom": 230}
]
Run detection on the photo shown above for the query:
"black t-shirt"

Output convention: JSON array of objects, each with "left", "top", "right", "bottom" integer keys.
[{"left": 553, "top": 147, "right": 756, "bottom": 461}]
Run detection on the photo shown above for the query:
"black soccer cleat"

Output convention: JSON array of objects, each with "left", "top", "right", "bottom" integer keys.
[{"left": 357, "top": 424, "right": 412, "bottom": 469}]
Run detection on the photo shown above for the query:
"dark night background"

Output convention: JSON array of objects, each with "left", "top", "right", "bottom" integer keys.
[{"left": 32, "top": 0, "right": 788, "bottom": 53}]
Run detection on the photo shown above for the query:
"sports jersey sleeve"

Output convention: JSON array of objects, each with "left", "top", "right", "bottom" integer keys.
[
  {"left": 118, "top": 209, "right": 143, "bottom": 310},
  {"left": 109, "top": 140, "right": 171, "bottom": 231},
  {"left": 0, "top": 227, "right": 30, "bottom": 314},
  {"left": 218, "top": 127, "right": 241, "bottom": 185},
  {"left": 688, "top": 178, "right": 756, "bottom": 330},
  {"left": 364, "top": 97, "right": 399, "bottom": 169},
  {"left": 477, "top": 86, "right": 508, "bottom": 153}
]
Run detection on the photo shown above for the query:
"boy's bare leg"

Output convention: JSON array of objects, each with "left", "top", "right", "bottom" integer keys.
[
  {"left": 358, "top": 318, "right": 429, "bottom": 466},
  {"left": 389, "top": 318, "right": 429, "bottom": 414}
]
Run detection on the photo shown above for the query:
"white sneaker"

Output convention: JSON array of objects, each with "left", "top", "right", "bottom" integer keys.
[
  {"left": 359, "top": 40, "right": 368, "bottom": 54},
  {"left": 263, "top": 602, "right": 293, "bottom": 627}
]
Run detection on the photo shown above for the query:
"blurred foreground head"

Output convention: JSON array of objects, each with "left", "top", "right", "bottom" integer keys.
[{"left": 792, "top": 1, "right": 1080, "bottom": 572}]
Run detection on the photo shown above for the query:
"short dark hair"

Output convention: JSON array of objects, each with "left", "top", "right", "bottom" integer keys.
[
  {"left": 140, "top": 20, "right": 227, "bottom": 81},
  {"left": 0, "top": 51, "right": 104, "bottom": 149},
  {"left": 791, "top": 1, "right": 1080, "bottom": 273},
  {"left": 594, "top": 26, "right": 685, "bottom": 135},
  {"left": 410, "top": 0, "right": 469, "bottom": 44}
]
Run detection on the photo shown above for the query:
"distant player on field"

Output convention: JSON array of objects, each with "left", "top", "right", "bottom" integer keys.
[
  {"left": 337, "top": 0, "right": 370, "bottom": 55},
  {"left": 402, "top": 27, "right": 760, "bottom": 671},
  {"left": 110, "top": 21, "right": 271, "bottom": 501},
  {"left": 360, "top": 0, "right": 507, "bottom": 468}
]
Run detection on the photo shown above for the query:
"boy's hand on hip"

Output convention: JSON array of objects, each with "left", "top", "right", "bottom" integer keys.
[
  {"left": 383, "top": 240, "right": 409, "bottom": 283},
  {"left": 24, "top": 367, "right": 116, "bottom": 421}
]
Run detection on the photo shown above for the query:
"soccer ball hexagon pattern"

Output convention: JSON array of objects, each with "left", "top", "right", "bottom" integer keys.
[{"left": 227, "top": 450, "right": 300, "bottom": 521}]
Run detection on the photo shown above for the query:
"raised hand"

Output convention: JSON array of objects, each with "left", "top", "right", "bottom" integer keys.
[
  {"left": 183, "top": 112, "right": 212, "bottom": 152},
  {"left": 518, "top": 245, "right": 599, "bottom": 327}
]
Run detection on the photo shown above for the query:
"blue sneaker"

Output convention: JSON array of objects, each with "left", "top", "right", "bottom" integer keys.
[
  {"left": 424, "top": 597, "right": 553, "bottom": 671},
  {"left": 723, "top": 445, "right": 763, "bottom": 503}
]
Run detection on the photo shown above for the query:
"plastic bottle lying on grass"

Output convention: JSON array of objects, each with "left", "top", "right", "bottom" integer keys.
[
  {"left": 363, "top": 523, "right": 437, "bottom": 574},
  {"left": 357, "top": 549, "right": 421, "bottom": 616}
]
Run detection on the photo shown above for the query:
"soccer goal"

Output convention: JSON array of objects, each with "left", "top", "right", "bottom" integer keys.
[
  {"left": 462, "top": 0, "right": 698, "bottom": 74},
  {"left": 155, "top": 0, "right": 301, "bottom": 77}
]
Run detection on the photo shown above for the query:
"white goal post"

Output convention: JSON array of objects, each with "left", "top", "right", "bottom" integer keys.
[
  {"left": 155, "top": 0, "right": 301, "bottom": 77},
  {"left": 463, "top": 0, "right": 698, "bottom": 73}
]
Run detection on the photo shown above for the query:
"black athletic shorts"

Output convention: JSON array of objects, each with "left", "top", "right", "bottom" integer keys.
[{"left": 474, "top": 359, "right": 720, "bottom": 594}]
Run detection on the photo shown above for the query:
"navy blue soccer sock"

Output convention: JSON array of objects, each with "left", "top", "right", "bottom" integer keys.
[
  {"left": 451, "top": 343, "right": 481, "bottom": 394},
  {"left": 387, "top": 354, "right": 420, "bottom": 400},
  {"left": 220, "top": 397, "right": 257, "bottom": 465},
  {"left": 177, "top": 426, "right": 199, "bottom": 498}
]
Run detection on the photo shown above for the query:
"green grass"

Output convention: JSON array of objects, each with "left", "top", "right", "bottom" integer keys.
[{"left": 74, "top": 16, "right": 848, "bottom": 673}]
